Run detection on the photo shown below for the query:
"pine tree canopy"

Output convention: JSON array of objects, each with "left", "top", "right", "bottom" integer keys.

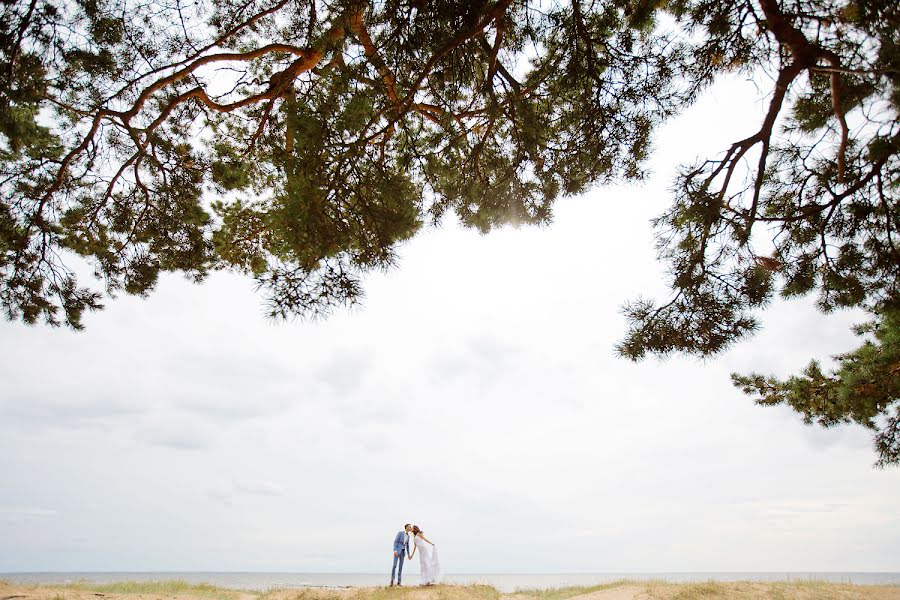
[{"left": 1, "top": 0, "right": 897, "bottom": 461}]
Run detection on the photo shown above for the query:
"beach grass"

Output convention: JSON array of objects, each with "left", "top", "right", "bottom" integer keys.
[
  {"left": 508, "top": 581, "right": 643, "bottom": 600},
  {"left": 59, "top": 580, "right": 245, "bottom": 600},
  {"left": 641, "top": 579, "right": 900, "bottom": 599},
  {"left": 3, "top": 579, "right": 900, "bottom": 600},
  {"left": 273, "top": 584, "right": 501, "bottom": 600}
]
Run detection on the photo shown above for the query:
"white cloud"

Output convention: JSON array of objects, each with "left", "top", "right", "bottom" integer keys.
[
  {"left": 234, "top": 479, "right": 287, "bottom": 497},
  {"left": 0, "top": 507, "right": 58, "bottom": 522},
  {"left": 138, "top": 423, "right": 212, "bottom": 451}
]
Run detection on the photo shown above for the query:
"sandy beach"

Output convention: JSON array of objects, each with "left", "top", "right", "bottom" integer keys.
[{"left": 3, "top": 579, "right": 900, "bottom": 600}]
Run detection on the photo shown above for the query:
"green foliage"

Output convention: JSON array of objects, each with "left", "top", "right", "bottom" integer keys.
[
  {"left": 2, "top": 0, "right": 683, "bottom": 327},
  {"left": 611, "top": 0, "right": 900, "bottom": 463},
  {"left": 733, "top": 305, "right": 900, "bottom": 466},
  {"left": 0, "top": 0, "right": 898, "bottom": 462},
  {"left": 211, "top": 143, "right": 254, "bottom": 192},
  {"left": 0, "top": 102, "right": 60, "bottom": 159}
]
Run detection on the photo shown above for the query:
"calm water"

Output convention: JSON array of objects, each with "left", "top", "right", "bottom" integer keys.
[{"left": 3, "top": 572, "right": 899, "bottom": 591}]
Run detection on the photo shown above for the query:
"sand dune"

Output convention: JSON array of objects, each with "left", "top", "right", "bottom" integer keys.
[{"left": 3, "top": 579, "right": 900, "bottom": 600}]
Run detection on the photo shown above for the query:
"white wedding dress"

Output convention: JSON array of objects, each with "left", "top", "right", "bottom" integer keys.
[{"left": 414, "top": 533, "right": 442, "bottom": 584}]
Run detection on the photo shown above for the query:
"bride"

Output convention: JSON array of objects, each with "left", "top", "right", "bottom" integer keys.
[{"left": 407, "top": 525, "right": 442, "bottom": 585}]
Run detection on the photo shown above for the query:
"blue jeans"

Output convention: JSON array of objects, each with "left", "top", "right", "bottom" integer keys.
[{"left": 391, "top": 551, "right": 405, "bottom": 583}]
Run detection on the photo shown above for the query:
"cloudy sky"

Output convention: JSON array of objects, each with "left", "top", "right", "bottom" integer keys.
[{"left": 1, "top": 75, "right": 899, "bottom": 575}]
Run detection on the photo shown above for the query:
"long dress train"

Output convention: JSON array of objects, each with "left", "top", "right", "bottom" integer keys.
[{"left": 414, "top": 533, "right": 442, "bottom": 584}]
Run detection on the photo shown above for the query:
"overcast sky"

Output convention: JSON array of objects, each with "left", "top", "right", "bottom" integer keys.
[{"left": 1, "top": 75, "right": 898, "bottom": 575}]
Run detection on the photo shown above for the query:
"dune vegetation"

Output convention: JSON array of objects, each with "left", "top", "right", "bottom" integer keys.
[
  {"left": 3, "top": 579, "right": 900, "bottom": 600},
  {"left": 58, "top": 580, "right": 244, "bottom": 600}
]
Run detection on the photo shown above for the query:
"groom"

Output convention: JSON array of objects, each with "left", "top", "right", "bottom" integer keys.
[{"left": 390, "top": 523, "right": 412, "bottom": 586}]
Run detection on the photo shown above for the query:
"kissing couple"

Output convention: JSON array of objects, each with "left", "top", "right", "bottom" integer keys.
[{"left": 390, "top": 523, "right": 442, "bottom": 586}]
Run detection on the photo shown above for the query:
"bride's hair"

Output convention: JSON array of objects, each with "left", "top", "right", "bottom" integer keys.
[{"left": 412, "top": 525, "right": 422, "bottom": 535}]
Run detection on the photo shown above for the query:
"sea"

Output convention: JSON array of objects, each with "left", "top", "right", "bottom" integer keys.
[{"left": 3, "top": 572, "right": 900, "bottom": 592}]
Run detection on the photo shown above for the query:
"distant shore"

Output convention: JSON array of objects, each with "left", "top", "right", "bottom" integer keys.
[{"left": 3, "top": 577, "right": 900, "bottom": 600}]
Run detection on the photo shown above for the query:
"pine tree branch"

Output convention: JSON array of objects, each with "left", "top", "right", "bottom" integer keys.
[
  {"left": 33, "top": 29, "right": 339, "bottom": 232},
  {"left": 826, "top": 59, "right": 849, "bottom": 183},
  {"left": 401, "top": 0, "right": 514, "bottom": 111},
  {"left": 112, "top": 43, "right": 320, "bottom": 124},
  {"left": 349, "top": 9, "right": 400, "bottom": 104},
  {"left": 6, "top": 0, "right": 39, "bottom": 83},
  {"left": 756, "top": 0, "right": 851, "bottom": 182},
  {"left": 485, "top": 16, "right": 506, "bottom": 90},
  {"left": 810, "top": 65, "right": 900, "bottom": 77},
  {"left": 246, "top": 97, "right": 277, "bottom": 155},
  {"left": 104, "top": 0, "right": 295, "bottom": 105}
]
